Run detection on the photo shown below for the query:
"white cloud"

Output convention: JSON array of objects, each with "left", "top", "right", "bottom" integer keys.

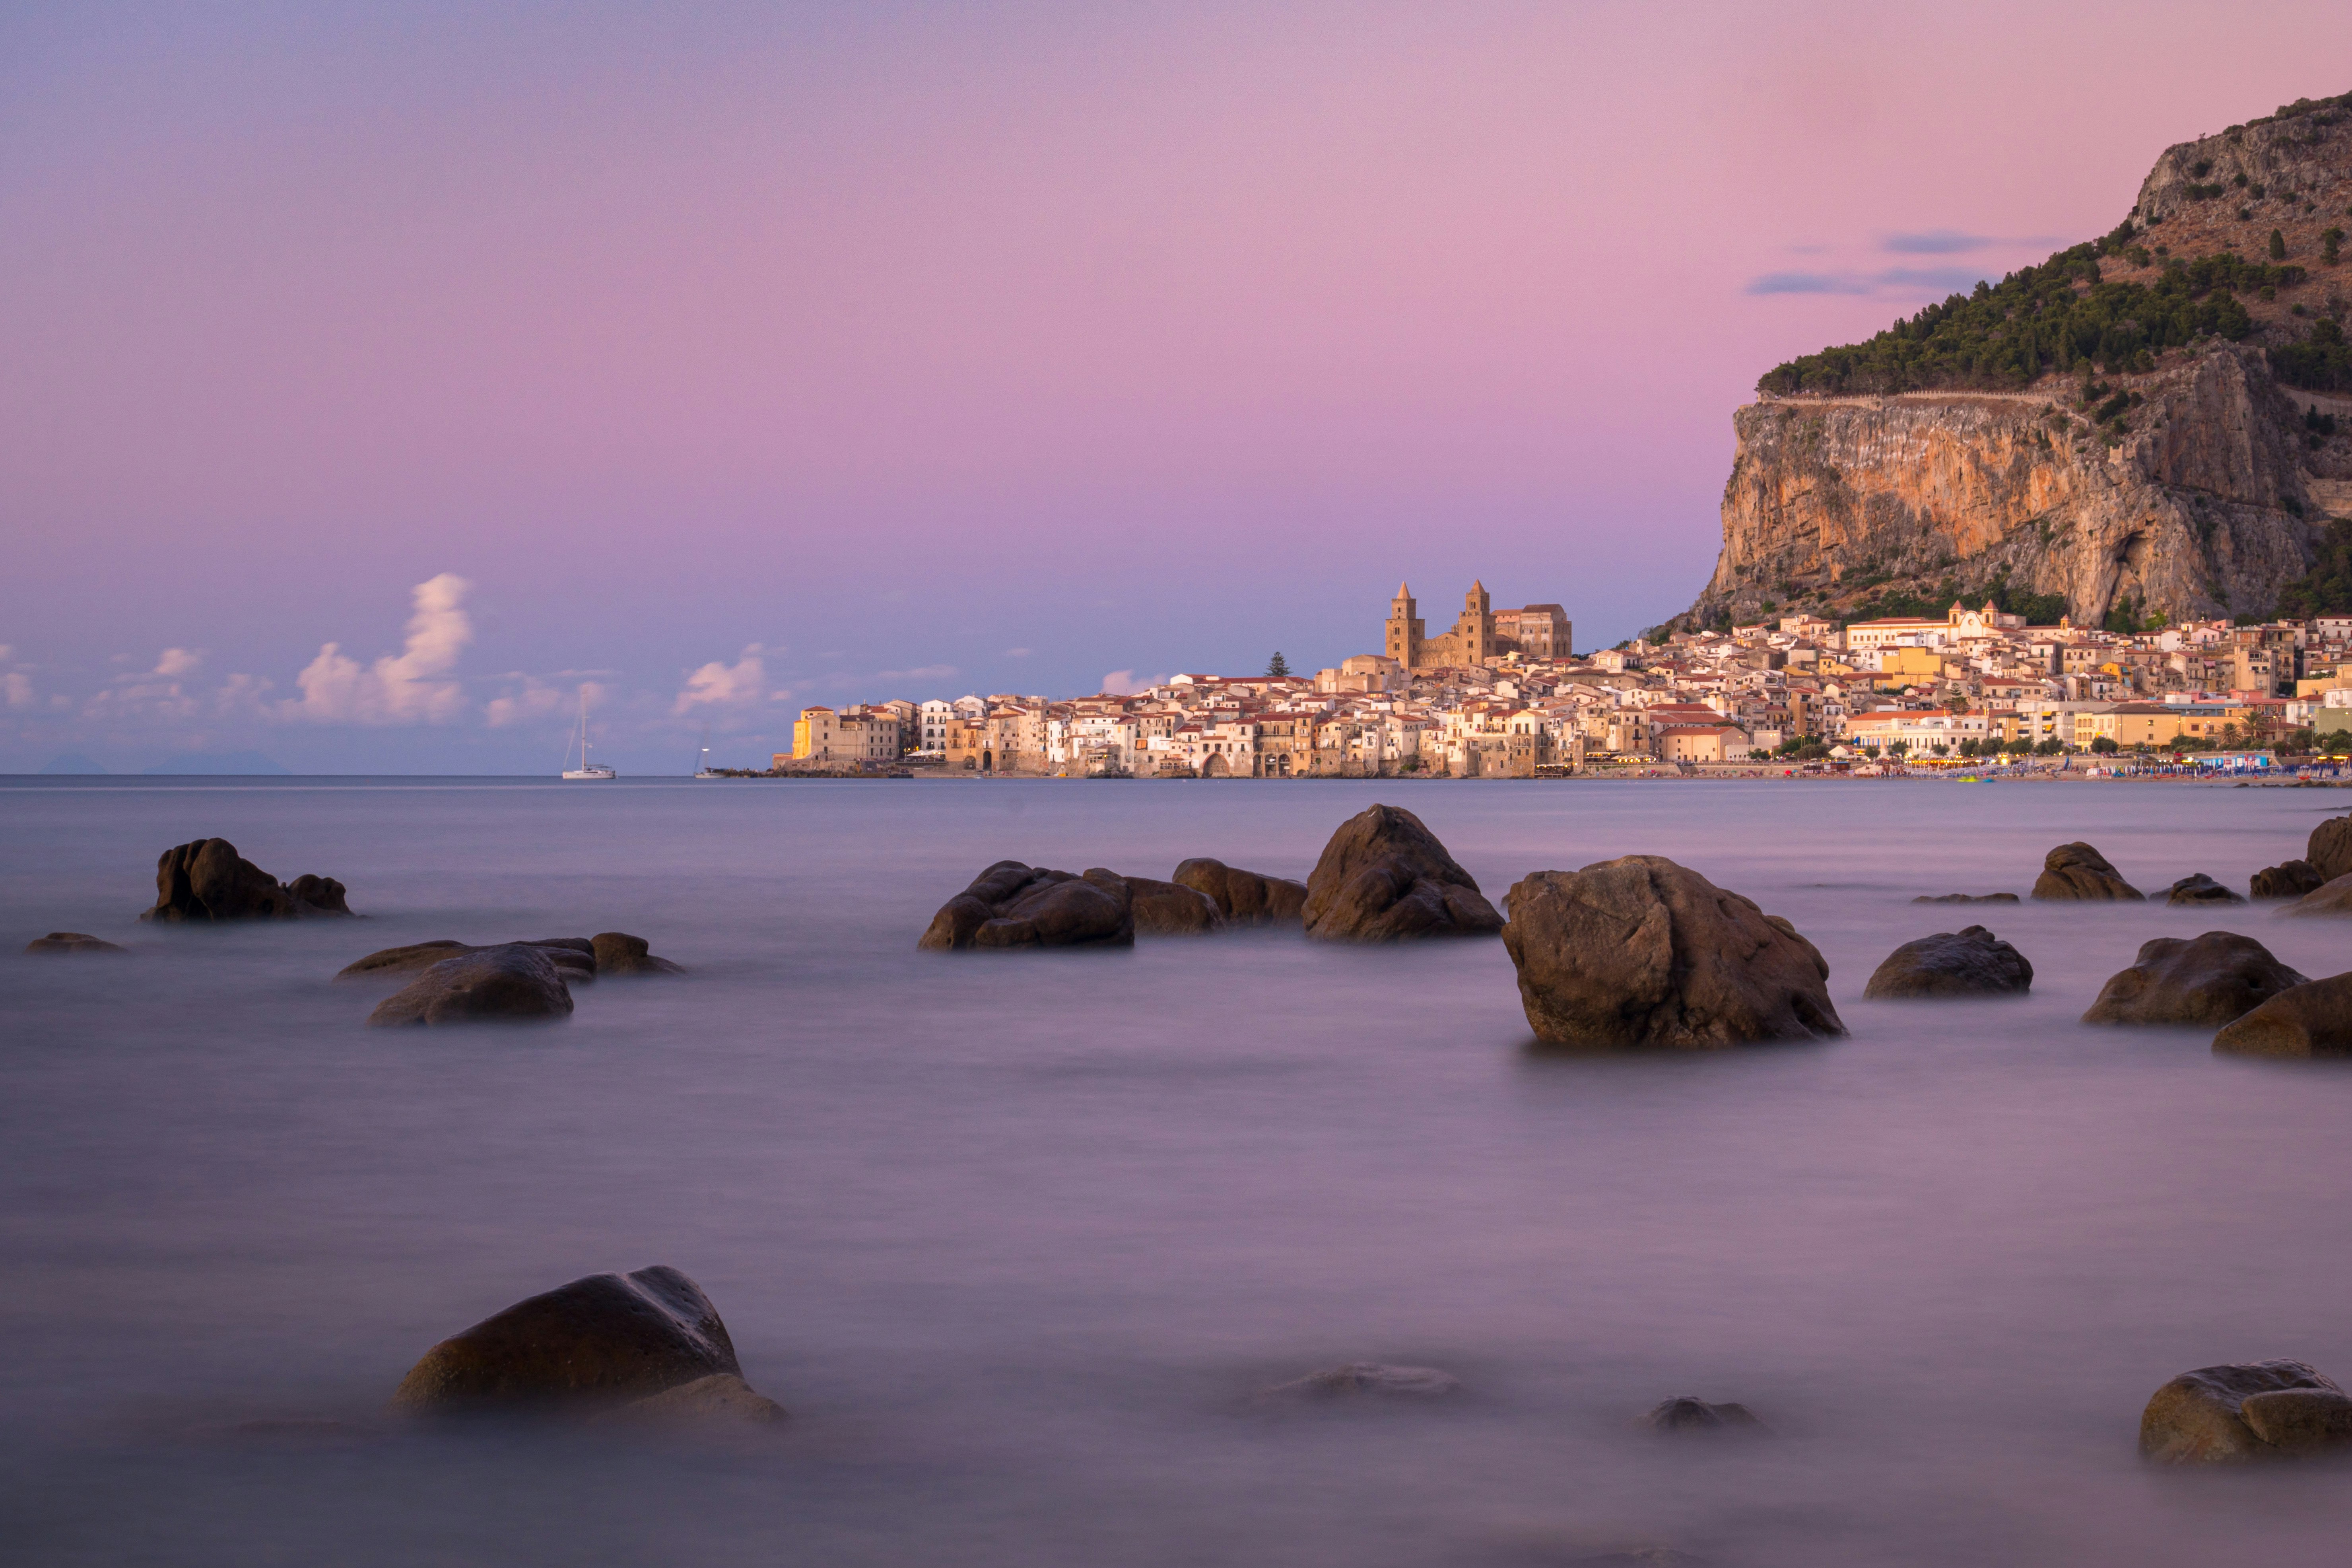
[
  {"left": 214, "top": 674, "right": 274, "bottom": 713},
  {"left": 1003, "top": 647, "right": 1032, "bottom": 658},
  {"left": 674, "top": 645, "right": 767, "bottom": 714},
  {"left": 1101, "top": 670, "right": 1138, "bottom": 695},
  {"left": 2, "top": 672, "right": 32, "bottom": 709},
  {"left": 279, "top": 573, "right": 474, "bottom": 724},
  {"left": 0, "top": 644, "right": 14, "bottom": 661},
  {"left": 153, "top": 647, "right": 202, "bottom": 677},
  {"left": 488, "top": 677, "right": 601, "bottom": 729}
]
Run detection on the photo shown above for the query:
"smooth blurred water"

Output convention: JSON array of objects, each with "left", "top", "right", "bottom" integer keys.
[{"left": 4, "top": 775, "right": 2351, "bottom": 1567}]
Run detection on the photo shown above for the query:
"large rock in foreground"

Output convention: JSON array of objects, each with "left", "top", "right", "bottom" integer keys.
[
  {"left": 2307, "top": 816, "right": 2352, "bottom": 882},
  {"left": 391, "top": 1265, "right": 782, "bottom": 1422},
  {"left": 2139, "top": 1360, "right": 2347, "bottom": 1463},
  {"left": 2249, "top": 860, "right": 2324, "bottom": 900},
  {"left": 2081, "top": 933, "right": 2308, "bottom": 1028},
  {"left": 1862, "top": 926, "right": 2032, "bottom": 999},
  {"left": 142, "top": 838, "right": 353, "bottom": 922},
  {"left": 918, "top": 862, "right": 1135, "bottom": 950},
  {"left": 1172, "top": 859, "right": 1307, "bottom": 926},
  {"left": 2031, "top": 842, "right": 2142, "bottom": 902},
  {"left": 2276, "top": 873, "right": 2352, "bottom": 919},
  {"left": 2165, "top": 873, "right": 2245, "bottom": 907},
  {"left": 1301, "top": 805, "right": 1502, "bottom": 942},
  {"left": 25, "top": 931, "right": 126, "bottom": 954},
  {"left": 1501, "top": 856, "right": 1843, "bottom": 1048},
  {"left": 2212, "top": 973, "right": 2352, "bottom": 1057},
  {"left": 366, "top": 945, "right": 575, "bottom": 1027}
]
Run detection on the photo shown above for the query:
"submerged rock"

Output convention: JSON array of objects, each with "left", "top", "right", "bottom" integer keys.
[
  {"left": 2030, "top": 842, "right": 2142, "bottom": 902},
  {"left": 1301, "top": 804, "right": 1502, "bottom": 941},
  {"left": 2275, "top": 873, "right": 2352, "bottom": 919},
  {"left": 1911, "top": 892, "right": 2020, "bottom": 904},
  {"left": 1171, "top": 859, "right": 1307, "bottom": 926},
  {"left": 1258, "top": 1362, "right": 1461, "bottom": 1402},
  {"left": 2211, "top": 973, "right": 2352, "bottom": 1057},
  {"left": 1643, "top": 1397, "right": 1767, "bottom": 1434},
  {"left": 142, "top": 838, "right": 354, "bottom": 922},
  {"left": 366, "top": 945, "right": 575, "bottom": 1027},
  {"left": 2139, "top": 1360, "right": 2347, "bottom": 1462},
  {"left": 24, "top": 931, "right": 126, "bottom": 954},
  {"left": 591, "top": 932, "right": 686, "bottom": 975},
  {"left": 1501, "top": 856, "right": 1842, "bottom": 1048},
  {"left": 2081, "top": 933, "right": 2308, "bottom": 1028},
  {"left": 2166, "top": 873, "right": 2245, "bottom": 907},
  {"left": 2307, "top": 816, "right": 2352, "bottom": 882},
  {"left": 917, "top": 861, "right": 1134, "bottom": 950},
  {"left": 338, "top": 939, "right": 595, "bottom": 983},
  {"left": 2249, "top": 859, "right": 2325, "bottom": 900},
  {"left": 391, "top": 1265, "right": 781, "bottom": 1422},
  {"left": 1862, "top": 926, "right": 2032, "bottom": 999}
]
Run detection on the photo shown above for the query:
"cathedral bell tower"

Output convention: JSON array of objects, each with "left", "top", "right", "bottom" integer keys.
[{"left": 1386, "top": 582, "right": 1424, "bottom": 668}]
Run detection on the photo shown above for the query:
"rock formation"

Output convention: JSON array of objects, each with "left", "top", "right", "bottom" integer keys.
[
  {"left": 2165, "top": 872, "right": 2245, "bottom": 906},
  {"left": 1172, "top": 859, "right": 1307, "bottom": 926},
  {"left": 1257, "top": 1363, "right": 1461, "bottom": 1402},
  {"left": 2212, "top": 972, "right": 2352, "bottom": 1056},
  {"left": 2140, "top": 1360, "right": 2349, "bottom": 1462},
  {"left": 2031, "top": 842, "right": 2143, "bottom": 901},
  {"left": 1501, "top": 856, "right": 1843, "bottom": 1048},
  {"left": 390, "top": 1265, "right": 782, "bottom": 1422},
  {"left": 918, "top": 862, "right": 1135, "bottom": 950},
  {"left": 2275, "top": 872, "right": 2352, "bottom": 917},
  {"left": 2307, "top": 816, "right": 2352, "bottom": 882},
  {"left": 591, "top": 932, "right": 687, "bottom": 975},
  {"left": 1674, "top": 96, "right": 2352, "bottom": 630},
  {"left": 1117, "top": 876, "right": 1226, "bottom": 936},
  {"left": 2250, "top": 859, "right": 2325, "bottom": 899},
  {"left": 24, "top": 931, "right": 126, "bottom": 954},
  {"left": 1862, "top": 926, "right": 2033, "bottom": 999},
  {"left": 1300, "top": 805, "right": 1503, "bottom": 941},
  {"left": 366, "top": 945, "right": 577, "bottom": 1027},
  {"left": 142, "top": 838, "right": 352, "bottom": 922},
  {"left": 1643, "top": 1397, "right": 1767, "bottom": 1434},
  {"left": 1912, "top": 892, "right": 2019, "bottom": 904},
  {"left": 339, "top": 938, "right": 596, "bottom": 983},
  {"left": 2081, "top": 932, "right": 2308, "bottom": 1026}
]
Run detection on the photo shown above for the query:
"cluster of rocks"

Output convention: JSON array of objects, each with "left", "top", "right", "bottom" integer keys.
[
  {"left": 143, "top": 837, "right": 352, "bottom": 921},
  {"left": 341, "top": 933, "right": 684, "bottom": 1027}
]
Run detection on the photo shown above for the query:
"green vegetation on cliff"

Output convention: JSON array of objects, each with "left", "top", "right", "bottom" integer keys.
[{"left": 2274, "top": 517, "right": 2352, "bottom": 617}]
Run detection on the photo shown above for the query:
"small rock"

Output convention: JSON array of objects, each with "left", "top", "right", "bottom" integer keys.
[
  {"left": 1171, "top": 859, "right": 1308, "bottom": 926},
  {"left": 591, "top": 932, "right": 686, "bottom": 975},
  {"left": 2307, "top": 816, "right": 2352, "bottom": 882},
  {"left": 24, "top": 931, "right": 126, "bottom": 955},
  {"left": 142, "top": 837, "right": 355, "bottom": 921},
  {"left": 1258, "top": 1362, "right": 1461, "bottom": 1402},
  {"left": 2030, "top": 842, "right": 2143, "bottom": 902},
  {"left": 1911, "top": 892, "right": 2020, "bottom": 904},
  {"left": 2166, "top": 873, "right": 2245, "bottom": 907},
  {"left": 2139, "top": 1360, "right": 2346, "bottom": 1462},
  {"left": 2239, "top": 1388, "right": 2352, "bottom": 1454},
  {"left": 1862, "top": 926, "right": 2032, "bottom": 999},
  {"left": 1301, "top": 805, "right": 1503, "bottom": 941},
  {"left": 2080, "top": 933, "right": 2308, "bottom": 1028},
  {"left": 2212, "top": 972, "right": 2352, "bottom": 1057},
  {"left": 2249, "top": 860, "right": 2325, "bottom": 900},
  {"left": 1502, "top": 857, "right": 1842, "bottom": 1048},
  {"left": 391, "top": 1265, "right": 775, "bottom": 1418},
  {"left": 367, "top": 945, "right": 575, "bottom": 1027},
  {"left": 2276, "top": 873, "right": 2352, "bottom": 919},
  {"left": 917, "top": 862, "right": 1136, "bottom": 950},
  {"left": 1643, "top": 1396, "right": 1767, "bottom": 1433}
]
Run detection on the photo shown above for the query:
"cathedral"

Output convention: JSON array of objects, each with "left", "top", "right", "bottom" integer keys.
[{"left": 1384, "top": 582, "right": 1571, "bottom": 672}]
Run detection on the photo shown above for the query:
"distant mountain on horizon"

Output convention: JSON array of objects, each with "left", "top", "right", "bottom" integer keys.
[
  {"left": 37, "top": 752, "right": 108, "bottom": 774},
  {"left": 140, "top": 751, "right": 293, "bottom": 776}
]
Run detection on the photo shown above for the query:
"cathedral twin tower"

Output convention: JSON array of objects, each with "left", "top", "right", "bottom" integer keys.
[{"left": 1384, "top": 581, "right": 1571, "bottom": 672}]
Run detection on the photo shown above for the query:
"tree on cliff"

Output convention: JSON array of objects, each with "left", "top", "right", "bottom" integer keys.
[
  {"left": 1265, "top": 652, "right": 1291, "bottom": 678},
  {"left": 2270, "top": 228, "right": 2289, "bottom": 260}
]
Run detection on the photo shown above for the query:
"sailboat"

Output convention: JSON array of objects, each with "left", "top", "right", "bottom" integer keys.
[
  {"left": 561, "top": 690, "right": 617, "bottom": 780},
  {"left": 693, "top": 726, "right": 721, "bottom": 779}
]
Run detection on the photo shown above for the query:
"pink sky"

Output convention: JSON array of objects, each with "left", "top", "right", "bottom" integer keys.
[{"left": 2, "top": 1, "right": 2342, "bottom": 769}]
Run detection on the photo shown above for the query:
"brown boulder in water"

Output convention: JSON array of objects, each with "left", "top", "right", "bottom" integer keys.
[
  {"left": 2139, "top": 1360, "right": 2346, "bottom": 1462},
  {"left": 1643, "top": 1397, "right": 1767, "bottom": 1434},
  {"left": 142, "top": 838, "right": 355, "bottom": 921},
  {"left": 2275, "top": 872, "right": 2352, "bottom": 919},
  {"left": 391, "top": 1265, "right": 782, "bottom": 1421},
  {"left": 2080, "top": 933, "right": 2308, "bottom": 1027},
  {"left": 25, "top": 931, "right": 126, "bottom": 954},
  {"left": 2249, "top": 859, "right": 2324, "bottom": 900},
  {"left": 2307, "top": 816, "right": 2352, "bottom": 882},
  {"left": 1301, "top": 805, "right": 1502, "bottom": 941},
  {"left": 1862, "top": 926, "right": 2032, "bottom": 999},
  {"left": 366, "top": 945, "right": 575, "bottom": 1027},
  {"left": 338, "top": 939, "right": 595, "bottom": 984},
  {"left": 2030, "top": 842, "right": 2142, "bottom": 902},
  {"left": 1117, "top": 877, "right": 1226, "bottom": 936},
  {"left": 1172, "top": 859, "right": 1308, "bottom": 926},
  {"left": 1911, "top": 892, "right": 2019, "bottom": 904},
  {"left": 2166, "top": 873, "right": 2246, "bottom": 907},
  {"left": 917, "top": 861, "right": 1135, "bottom": 950},
  {"left": 591, "top": 932, "right": 686, "bottom": 975},
  {"left": 2211, "top": 972, "right": 2352, "bottom": 1057},
  {"left": 1257, "top": 1362, "right": 1461, "bottom": 1402},
  {"left": 1501, "top": 856, "right": 1843, "bottom": 1048}
]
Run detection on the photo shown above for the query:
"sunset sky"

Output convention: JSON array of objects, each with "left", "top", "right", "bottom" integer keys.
[{"left": 4, "top": 1, "right": 2342, "bottom": 771}]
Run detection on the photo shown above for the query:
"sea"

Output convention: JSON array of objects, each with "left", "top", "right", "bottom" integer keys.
[{"left": 4, "top": 775, "right": 2350, "bottom": 1567}]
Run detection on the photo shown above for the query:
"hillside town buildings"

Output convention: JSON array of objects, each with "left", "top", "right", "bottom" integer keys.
[{"left": 777, "top": 585, "right": 2352, "bottom": 777}]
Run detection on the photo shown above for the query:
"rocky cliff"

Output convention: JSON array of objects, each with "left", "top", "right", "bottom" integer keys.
[{"left": 1680, "top": 92, "right": 2352, "bottom": 631}]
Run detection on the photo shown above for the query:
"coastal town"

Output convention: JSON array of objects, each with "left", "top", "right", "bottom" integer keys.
[{"left": 768, "top": 579, "right": 2352, "bottom": 778}]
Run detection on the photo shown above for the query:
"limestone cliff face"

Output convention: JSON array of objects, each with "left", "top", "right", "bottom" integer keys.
[{"left": 1686, "top": 346, "right": 2334, "bottom": 628}]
